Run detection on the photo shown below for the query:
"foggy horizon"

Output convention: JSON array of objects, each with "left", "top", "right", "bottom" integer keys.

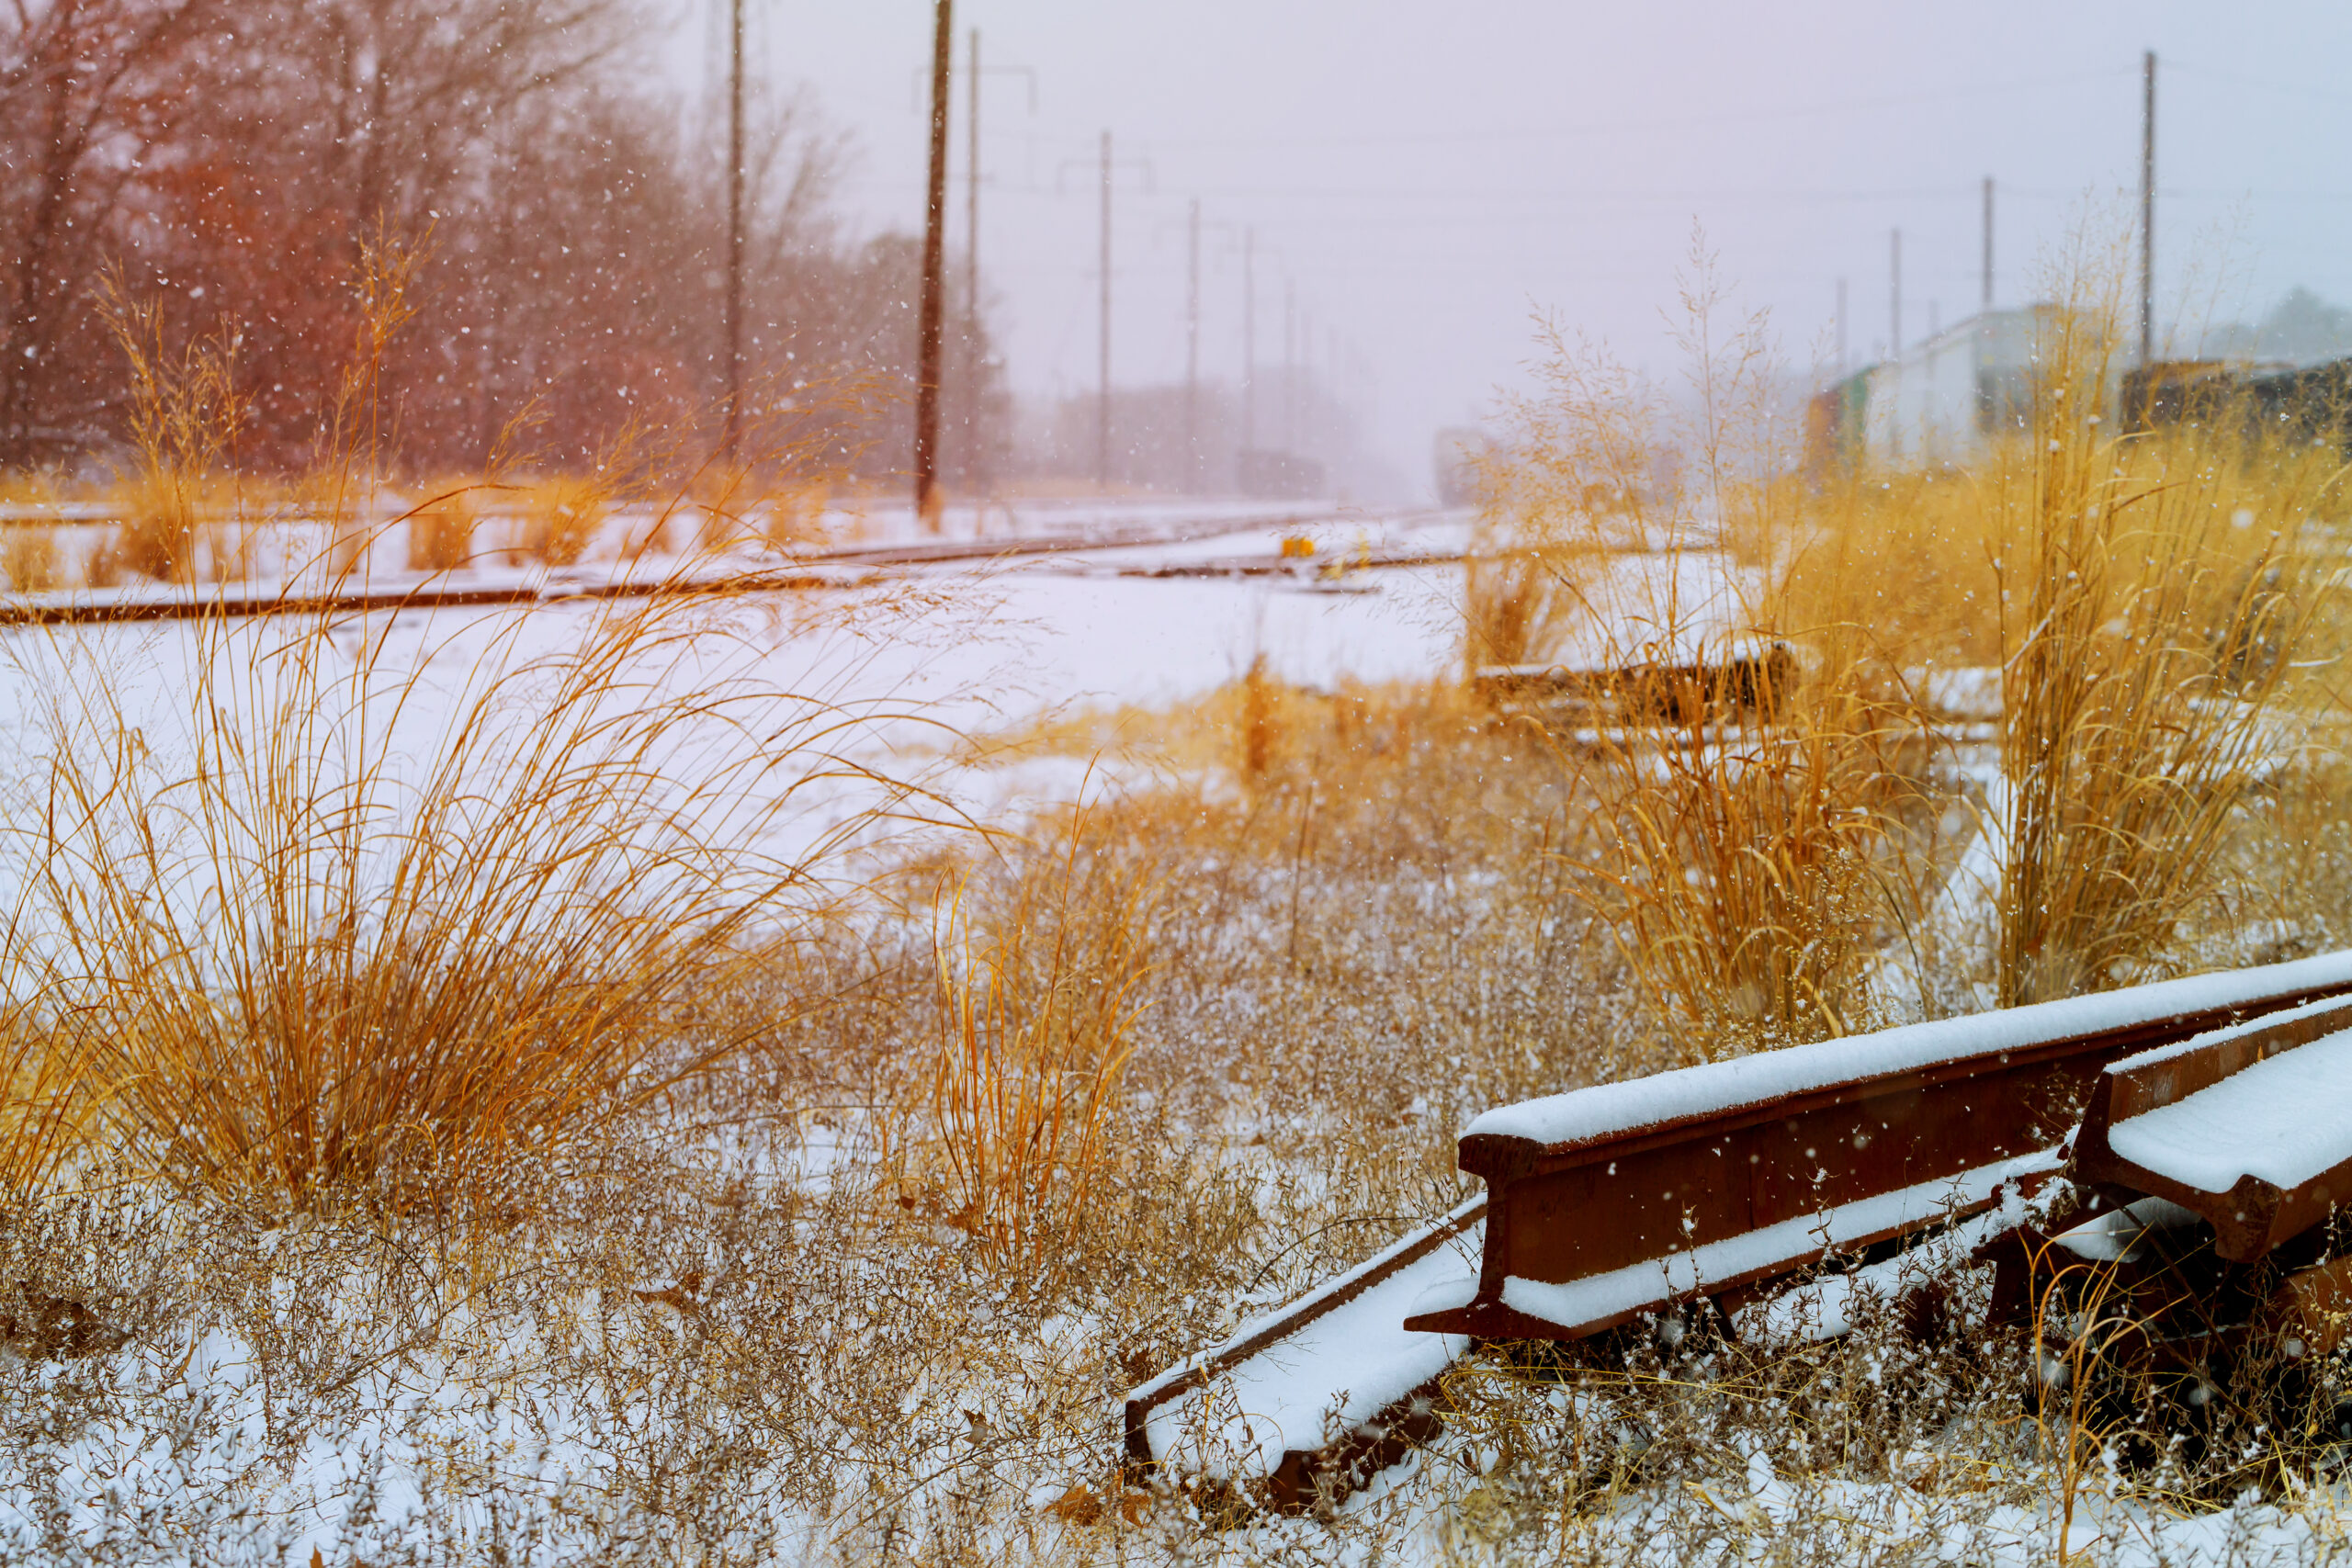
[{"left": 684, "top": 1, "right": 2352, "bottom": 497}]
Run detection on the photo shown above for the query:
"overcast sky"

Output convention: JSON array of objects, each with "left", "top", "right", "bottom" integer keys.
[{"left": 673, "top": 2, "right": 2352, "bottom": 494}]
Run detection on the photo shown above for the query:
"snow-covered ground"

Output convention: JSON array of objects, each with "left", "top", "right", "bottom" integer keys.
[{"left": 0, "top": 506, "right": 1476, "bottom": 869}]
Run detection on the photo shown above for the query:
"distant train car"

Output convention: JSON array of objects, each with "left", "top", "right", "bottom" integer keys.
[{"left": 2125, "top": 356, "right": 2352, "bottom": 455}]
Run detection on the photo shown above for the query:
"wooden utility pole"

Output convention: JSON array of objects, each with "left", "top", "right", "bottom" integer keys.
[
  {"left": 2141, "top": 50, "right": 2156, "bottom": 365},
  {"left": 913, "top": 0, "right": 953, "bottom": 526},
  {"left": 1981, "top": 175, "right": 1995, "bottom": 311},
  {"left": 721, "top": 0, "right": 745, "bottom": 462},
  {"left": 1835, "top": 277, "right": 1848, "bottom": 377},
  {"left": 1889, "top": 227, "right": 1902, "bottom": 357},
  {"left": 1096, "top": 130, "right": 1112, "bottom": 491},
  {"left": 1185, "top": 197, "right": 1201, "bottom": 493},
  {"left": 1242, "top": 228, "right": 1257, "bottom": 451},
  {"left": 966, "top": 28, "right": 981, "bottom": 324}
]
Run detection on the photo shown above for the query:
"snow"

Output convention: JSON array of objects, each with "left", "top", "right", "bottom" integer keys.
[
  {"left": 2098, "top": 990, "right": 2352, "bottom": 1075},
  {"left": 1136, "top": 1199, "right": 1484, "bottom": 1480},
  {"left": 1741, "top": 1195, "right": 2034, "bottom": 1343},
  {"left": 2106, "top": 1026, "right": 2352, "bottom": 1195},
  {"left": 1465, "top": 951, "right": 2352, "bottom": 1151},
  {"left": 1911, "top": 664, "right": 2003, "bottom": 719},
  {"left": 1497, "top": 1148, "right": 2058, "bottom": 1333},
  {"left": 2047, "top": 1195, "right": 2206, "bottom": 1264},
  {"left": 0, "top": 508, "right": 1475, "bottom": 900}
]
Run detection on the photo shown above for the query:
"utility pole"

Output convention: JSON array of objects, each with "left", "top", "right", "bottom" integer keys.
[
  {"left": 1835, "top": 277, "right": 1848, "bottom": 378},
  {"left": 2141, "top": 49, "right": 2156, "bottom": 365},
  {"left": 1283, "top": 278, "right": 1296, "bottom": 450},
  {"left": 1097, "top": 129, "right": 1111, "bottom": 491},
  {"left": 1981, "top": 176, "right": 1995, "bottom": 312},
  {"left": 913, "top": 0, "right": 953, "bottom": 525},
  {"left": 956, "top": 36, "right": 1034, "bottom": 494},
  {"left": 721, "top": 0, "right": 745, "bottom": 462},
  {"left": 966, "top": 28, "right": 980, "bottom": 324},
  {"left": 1242, "top": 228, "right": 1256, "bottom": 452},
  {"left": 1889, "top": 227, "right": 1902, "bottom": 359},
  {"left": 1185, "top": 197, "right": 1201, "bottom": 493}
]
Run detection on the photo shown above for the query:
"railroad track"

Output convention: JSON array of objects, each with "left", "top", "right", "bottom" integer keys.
[
  {"left": 1125, "top": 951, "right": 2352, "bottom": 1512},
  {"left": 0, "top": 505, "right": 1396, "bottom": 626}
]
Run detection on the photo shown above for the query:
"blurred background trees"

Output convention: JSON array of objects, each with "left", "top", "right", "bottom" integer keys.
[{"left": 0, "top": 0, "right": 1004, "bottom": 481}]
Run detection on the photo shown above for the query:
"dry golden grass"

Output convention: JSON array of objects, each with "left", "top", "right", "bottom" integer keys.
[
  {"left": 518, "top": 474, "right": 608, "bottom": 566},
  {"left": 0, "top": 236, "right": 941, "bottom": 1214},
  {"left": 914, "top": 807, "right": 1157, "bottom": 1268},
  {"left": 6, "top": 585, "right": 944, "bottom": 1210},
  {"left": 0, "top": 527, "right": 58, "bottom": 592},
  {"left": 1477, "top": 243, "right": 1942, "bottom": 1051},
  {"left": 1984, "top": 254, "right": 2342, "bottom": 1007},
  {"left": 405, "top": 488, "right": 478, "bottom": 572},
  {"left": 96, "top": 276, "right": 243, "bottom": 587}
]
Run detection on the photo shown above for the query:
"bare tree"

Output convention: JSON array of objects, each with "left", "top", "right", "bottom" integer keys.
[{"left": 0, "top": 0, "right": 226, "bottom": 463}]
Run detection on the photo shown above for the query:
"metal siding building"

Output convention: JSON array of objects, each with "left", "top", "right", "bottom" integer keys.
[{"left": 1859, "top": 306, "right": 2052, "bottom": 468}]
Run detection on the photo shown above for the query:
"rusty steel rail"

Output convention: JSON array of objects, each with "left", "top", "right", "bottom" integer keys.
[
  {"left": 2073, "top": 993, "right": 2352, "bottom": 1262},
  {"left": 0, "top": 506, "right": 1390, "bottom": 626},
  {"left": 1976, "top": 994, "right": 2352, "bottom": 1372},
  {"left": 1121, "top": 1199, "right": 1485, "bottom": 1511},
  {"left": 0, "top": 567, "right": 856, "bottom": 628},
  {"left": 1124, "top": 953, "right": 2352, "bottom": 1511},
  {"left": 1409, "top": 953, "right": 2352, "bottom": 1343}
]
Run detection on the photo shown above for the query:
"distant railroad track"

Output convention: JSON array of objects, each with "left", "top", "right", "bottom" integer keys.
[{"left": 0, "top": 505, "right": 1462, "bottom": 625}]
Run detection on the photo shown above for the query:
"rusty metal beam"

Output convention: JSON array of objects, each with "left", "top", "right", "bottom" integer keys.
[
  {"left": 1413, "top": 955, "right": 2352, "bottom": 1342},
  {"left": 1126, "top": 953, "right": 2352, "bottom": 1513},
  {"left": 2072, "top": 993, "right": 2352, "bottom": 1262}
]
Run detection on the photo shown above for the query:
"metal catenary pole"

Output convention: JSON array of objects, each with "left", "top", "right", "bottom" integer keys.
[
  {"left": 1242, "top": 228, "right": 1257, "bottom": 453},
  {"left": 1835, "top": 276, "right": 1848, "bottom": 377},
  {"left": 1889, "top": 227, "right": 1901, "bottom": 358}
]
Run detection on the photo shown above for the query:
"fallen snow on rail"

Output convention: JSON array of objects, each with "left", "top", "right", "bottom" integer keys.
[
  {"left": 2107, "top": 1027, "right": 2352, "bottom": 1194},
  {"left": 1464, "top": 951, "right": 2352, "bottom": 1149},
  {"left": 1498, "top": 1149, "right": 2057, "bottom": 1333},
  {"left": 1137, "top": 1201, "right": 1483, "bottom": 1480},
  {"left": 2099, "top": 990, "right": 2352, "bottom": 1073}
]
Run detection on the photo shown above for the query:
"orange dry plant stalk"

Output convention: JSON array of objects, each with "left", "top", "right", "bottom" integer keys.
[{"left": 925, "top": 810, "right": 1156, "bottom": 1267}]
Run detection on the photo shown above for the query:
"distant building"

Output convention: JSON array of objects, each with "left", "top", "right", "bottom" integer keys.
[{"left": 1806, "top": 306, "right": 2055, "bottom": 472}]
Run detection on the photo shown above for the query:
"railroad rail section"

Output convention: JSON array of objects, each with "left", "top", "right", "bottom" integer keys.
[
  {"left": 1125, "top": 951, "right": 2352, "bottom": 1512},
  {"left": 1978, "top": 992, "right": 2352, "bottom": 1403}
]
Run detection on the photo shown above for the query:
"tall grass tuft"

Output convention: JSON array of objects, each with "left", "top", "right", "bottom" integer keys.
[
  {"left": 1, "top": 527, "right": 58, "bottom": 592},
  {"left": 8, "top": 590, "right": 942, "bottom": 1211},
  {"left": 1989, "top": 248, "right": 2340, "bottom": 1006},
  {"left": 96, "top": 275, "right": 243, "bottom": 586},
  {"left": 3, "top": 240, "right": 944, "bottom": 1212},
  {"left": 1493, "top": 238, "right": 1931, "bottom": 1053},
  {"left": 921, "top": 807, "right": 1156, "bottom": 1269},
  {"left": 406, "top": 491, "right": 477, "bottom": 573},
  {"left": 521, "top": 475, "right": 608, "bottom": 566}
]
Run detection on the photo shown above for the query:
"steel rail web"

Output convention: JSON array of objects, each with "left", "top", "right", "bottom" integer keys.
[{"left": 1123, "top": 950, "right": 2352, "bottom": 1510}]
